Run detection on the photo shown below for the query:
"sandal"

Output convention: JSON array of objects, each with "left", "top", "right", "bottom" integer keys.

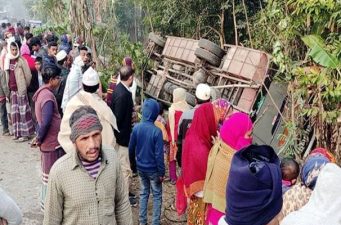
[
  {"left": 12, "top": 136, "right": 19, "bottom": 140},
  {"left": 15, "top": 137, "right": 29, "bottom": 143}
]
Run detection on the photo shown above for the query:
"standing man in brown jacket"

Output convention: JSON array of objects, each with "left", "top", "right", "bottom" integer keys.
[{"left": 4, "top": 41, "right": 34, "bottom": 142}]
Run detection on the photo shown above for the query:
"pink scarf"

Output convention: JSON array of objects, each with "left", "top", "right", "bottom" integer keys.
[{"left": 220, "top": 112, "right": 253, "bottom": 150}]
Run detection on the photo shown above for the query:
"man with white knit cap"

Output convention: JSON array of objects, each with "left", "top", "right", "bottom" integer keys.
[
  {"left": 177, "top": 83, "right": 212, "bottom": 167},
  {"left": 58, "top": 67, "right": 118, "bottom": 153}
]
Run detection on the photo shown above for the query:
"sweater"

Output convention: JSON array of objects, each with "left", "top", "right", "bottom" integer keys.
[{"left": 129, "top": 99, "right": 165, "bottom": 177}]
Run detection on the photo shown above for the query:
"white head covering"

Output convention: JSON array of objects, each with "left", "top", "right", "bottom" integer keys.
[
  {"left": 4, "top": 40, "right": 19, "bottom": 71},
  {"left": 195, "top": 83, "right": 211, "bottom": 101},
  {"left": 56, "top": 50, "right": 67, "bottom": 62},
  {"left": 280, "top": 163, "right": 341, "bottom": 225},
  {"left": 82, "top": 67, "right": 99, "bottom": 86}
]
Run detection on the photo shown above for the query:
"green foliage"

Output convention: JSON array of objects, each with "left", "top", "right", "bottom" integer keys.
[{"left": 302, "top": 35, "right": 341, "bottom": 68}]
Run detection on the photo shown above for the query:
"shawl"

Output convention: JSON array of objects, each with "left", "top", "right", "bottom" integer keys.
[
  {"left": 281, "top": 183, "right": 312, "bottom": 218},
  {"left": 168, "top": 88, "right": 190, "bottom": 143},
  {"left": 301, "top": 153, "right": 330, "bottom": 190},
  {"left": 182, "top": 102, "right": 217, "bottom": 197},
  {"left": 4, "top": 41, "right": 19, "bottom": 71},
  {"left": 226, "top": 145, "right": 282, "bottom": 225},
  {"left": 203, "top": 112, "right": 253, "bottom": 213}
]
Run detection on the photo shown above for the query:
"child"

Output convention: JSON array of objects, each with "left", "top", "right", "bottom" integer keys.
[
  {"left": 154, "top": 102, "right": 170, "bottom": 179},
  {"left": 129, "top": 98, "right": 165, "bottom": 225},
  {"left": 281, "top": 158, "right": 299, "bottom": 194}
]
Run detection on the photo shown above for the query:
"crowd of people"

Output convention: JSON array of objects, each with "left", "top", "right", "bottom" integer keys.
[{"left": 0, "top": 22, "right": 340, "bottom": 225}]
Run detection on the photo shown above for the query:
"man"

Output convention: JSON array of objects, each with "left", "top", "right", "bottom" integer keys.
[
  {"left": 110, "top": 66, "right": 136, "bottom": 205},
  {"left": 58, "top": 67, "right": 118, "bottom": 153},
  {"left": 30, "top": 37, "right": 47, "bottom": 58},
  {"left": 54, "top": 50, "right": 69, "bottom": 115},
  {"left": 43, "top": 41, "right": 58, "bottom": 65},
  {"left": 176, "top": 83, "right": 211, "bottom": 167},
  {"left": 61, "top": 46, "right": 89, "bottom": 111},
  {"left": 44, "top": 106, "right": 132, "bottom": 225}
]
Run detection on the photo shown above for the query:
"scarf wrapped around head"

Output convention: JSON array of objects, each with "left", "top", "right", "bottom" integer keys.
[
  {"left": 226, "top": 145, "right": 282, "bottom": 225},
  {"left": 220, "top": 112, "right": 253, "bottom": 150},
  {"left": 4, "top": 40, "right": 19, "bottom": 71},
  {"left": 212, "top": 98, "right": 231, "bottom": 128},
  {"left": 20, "top": 43, "right": 30, "bottom": 56},
  {"left": 301, "top": 149, "right": 331, "bottom": 190},
  {"left": 168, "top": 88, "right": 190, "bottom": 142},
  {"left": 182, "top": 102, "right": 218, "bottom": 196},
  {"left": 69, "top": 106, "right": 103, "bottom": 143}
]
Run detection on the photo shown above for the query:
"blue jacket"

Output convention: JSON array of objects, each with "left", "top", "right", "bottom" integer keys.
[{"left": 129, "top": 99, "right": 165, "bottom": 177}]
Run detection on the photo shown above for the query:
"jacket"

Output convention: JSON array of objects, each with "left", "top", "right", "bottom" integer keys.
[
  {"left": 111, "top": 83, "right": 133, "bottom": 147},
  {"left": 43, "top": 145, "right": 133, "bottom": 225},
  {"left": 58, "top": 90, "right": 118, "bottom": 153},
  {"left": 4, "top": 57, "right": 32, "bottom": 96},
  {"left": 129, "top": 99, "right": 165, "bottom": 177}
]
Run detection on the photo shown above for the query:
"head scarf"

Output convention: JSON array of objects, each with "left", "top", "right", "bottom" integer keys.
[
  {"left": 220, "top": 112, "right": 253, "bottom": 150},
  {"left": 281, "top": 163, "right": 341, "bottom": 225},
  {"left": 226, "top": 145, "right": 282, "bottom": 225},
  {"left": 168, "top": 88, "right": 190, "bottom": 142},
  {"left": 212, "top": 98, "right": 231, "bottom": 128},
  {"left": 309, "top": 147, "right": 336, "bottom": 163},
  {"left": 301, "top": 151, "right": 330, "bottom": 190},
  {"left": 182, "top": 102, "right": 218, "bottom": 196},
  {"left": 20, "top": 43, "right": 30, "bottom": 56},
  {"left": 4, "top": 41, "right": 19, "bottom": 71},
  {"left": 122, "top": 56, "right": 134, "bottom": 69}
]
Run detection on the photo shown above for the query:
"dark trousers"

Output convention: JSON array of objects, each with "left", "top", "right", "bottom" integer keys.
[{"left": 0, "top": 100, "right": 8, "bottom": 133}]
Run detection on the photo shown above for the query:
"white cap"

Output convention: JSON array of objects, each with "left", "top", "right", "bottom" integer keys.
[
  {"left": 56, "top": 50, "right": 67, "bottom": 62},
  {"left": 82, "top": 67, "right": 99, "bottom": 86},
  {"left": 195, "top": 83, "right": 211, "bottom": 101}
]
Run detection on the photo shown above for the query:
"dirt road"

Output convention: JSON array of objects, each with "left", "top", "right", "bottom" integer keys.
[{"left": 0, "top": 131, "right": 186, "bottom": 225}]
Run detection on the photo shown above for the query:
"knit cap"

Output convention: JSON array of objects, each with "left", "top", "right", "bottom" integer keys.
[{"left": 69, "top": 106, "right": 103, "bottom": 143}]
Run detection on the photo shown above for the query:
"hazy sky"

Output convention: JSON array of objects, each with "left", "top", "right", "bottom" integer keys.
[{"left": 2, "top": 0, "right": 29, "bottom": 19}]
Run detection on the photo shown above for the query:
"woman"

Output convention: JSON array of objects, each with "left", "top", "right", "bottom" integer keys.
[
  {"left": 181, "top": 99, "right": 230, "bottom": 225},
  {"left": 21, "top": 43, "right": 39, "bottom": 124},
  {"left": 167, "top": 87, "right": 190, "bottom": 184},
  {"left": 220, "top": 145, "right": 283, "bottom": 225},
  {"left": 5, "top": 41, "right": 34, "bottom": 142},
  {"left": 204, "top": 112, "right": 253, "bottom": 225},
  {"left": 280, "top": 163, "right": 341, "bottom": 225},
  {"left": 280, "top": 147, "right": 334, "bottom": 218},
  {"left": 31, "top": 64, "right": 65, "bottom": 211}
]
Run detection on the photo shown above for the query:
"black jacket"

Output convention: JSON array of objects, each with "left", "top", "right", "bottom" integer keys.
[{"left": 111, "top": 83, "right": 134, "bottom": 147}]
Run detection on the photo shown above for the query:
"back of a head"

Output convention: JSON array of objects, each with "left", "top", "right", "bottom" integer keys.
[
  {"left": 119, "top": 66, "right": 134, "bottom": 81},
  {"left": 42, "top": 63, "right": 61, "bottom": 84},
  {"left": 195, "top": 83, "right": 211, "bottom": 104},
  {"left": 82, "top": 67, "right": 99, "bottom": 93},
  {"left": 281, "top": 158, "right": 300, "bottom": 181},
  {"left": 30, "top": 37, "right": 41, "bottom": 47},
  {"left": 172, "top": 88, "right": 187, "bottom": 103},
  {"left": 226, "top": 145, "right": 282, "bottom": 225},
  {"left": 142, "top": 98, "right": 159, "bottom": 122}
]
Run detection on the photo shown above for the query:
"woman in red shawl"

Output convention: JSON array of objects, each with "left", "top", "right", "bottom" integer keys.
[{"left": 181, "top": 99, "right": 230, "bottom": 225}]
